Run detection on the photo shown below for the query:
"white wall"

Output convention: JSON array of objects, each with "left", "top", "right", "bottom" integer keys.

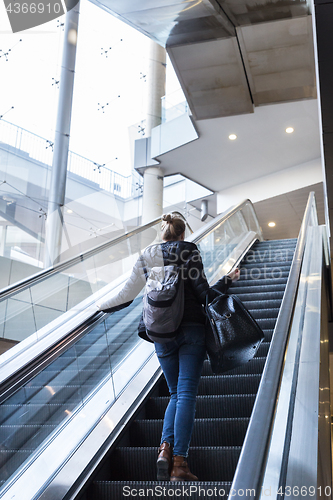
[{"left": 216, "top": 158, "right": 323, "bottom": 213}]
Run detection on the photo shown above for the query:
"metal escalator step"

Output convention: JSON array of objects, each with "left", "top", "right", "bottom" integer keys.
[
  {"left": 108, "top": 446, "right": 241, "bottom": 482},
  {"left": 230, "top": 278, "right": 288, "bottom": 288},
  {"left": 245, "top": 307, "right": 280, "bottom": 320},
  {"left": 146, "top": 394, "right": 256, "bottom": 419},
  {"left": 0, "top": 402, "right": 77, "bottom": 428},
  {"left": 198, "top": 374, "right": 261, "bottom": 396},
  {"left": 75, "top": 332, "right": 106, "bottom": 345},
  {"left": 240, "top": 262, "right": 292, "bottom": 270},
  {"left": 234, "top": 291, "right": 284, "bottom": 301},
  {"left": 247, "top": 252, "right": 295, "bottom": 261},
  {"left": 158, "top": 374, "right": 261, "bottom": 397},
  {"left": 202, "top": 357, "right": 266, "bottom": 376},
  {"left": 252, "top": 238, "right": 296, "bottom": 246},
  {"left": 32, "top": 368, "right": 108, "bottom": 387},
  {"left": 0, "top": 423, "right": 56, "bottom": 451},
  {"left": 129, "top": 418, "right": 249, "bottom": 447},
  {"left": 92, "top": 481, "right": 232, "bottom": 500},
  {"left": 237, "top": 271, "right": 290, "bottom": 281},
  {"left": 255, "top": 318, "right": 277, "bottom": 330},
  {"left": 0, "top": 449, "right": 32, "bottom": 482},
  {"left": 8, "top": 385, "right": 83, "bottom": 406},
  {"left": 242, "top": 299, "right": 282, "bottom": 310},
  {"left": 43, "top": 356, "right": 76, "bottom": 372},
  {"left": 230, "top": 284, "right": 286, "bottom": 294},
  {"left": 256, "top": 342, "right": 270, "bottom": 357}
]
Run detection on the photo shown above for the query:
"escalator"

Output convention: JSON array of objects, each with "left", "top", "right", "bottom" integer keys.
[
  {"left": 0, "top": 195, "right": 330, "bottom": 500},
  {"left": 90, "top": 238, "right": 297, "bottom": 498}
]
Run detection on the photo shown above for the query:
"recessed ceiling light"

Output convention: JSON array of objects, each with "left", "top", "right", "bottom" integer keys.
[
  {"left": 67, "top": 209, "right": 73, "bottom": 214},
  {"left": 268, "top": 222, "right": 276, "bottom": 227},
  {"left": 229, "top": 134, "right": 237, "bottom": 140},
  {"left": 285, "top": 127, "right": 294, "bottom": 134}
]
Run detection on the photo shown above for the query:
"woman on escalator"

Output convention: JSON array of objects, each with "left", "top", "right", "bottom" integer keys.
[{"left": 96, "top": 213, "right": 240, "bottom": 481}]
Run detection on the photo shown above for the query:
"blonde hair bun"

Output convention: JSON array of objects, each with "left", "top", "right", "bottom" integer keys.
[
  {"left": 161, "top": 213, "right": 186, "bottom": 241},
  {"left": 162, "top": 214, "right": 173, "bottom": 224}
]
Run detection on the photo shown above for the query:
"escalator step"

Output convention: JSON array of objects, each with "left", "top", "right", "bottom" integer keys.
[
  {"left": 242, "top": 299, "right": 282, "bottom": 310},
  {"left": 244, "top": 307, "right": 280, "bottom": 320},
  {"left": 108, "top": 446, "right": 241, "bottom": 482},
  {"left": 92, "top": 481, "right": 232, "bottom": 500},
  {"left": 0, "top": 449, "right": 32, "bottom": 482},
  {"left": 129, "top": 418, "right": 249, "bottom": 447},
  {"left": 230, "top": 284, "right": 286, "bottom": 294},
  {"left": 231, "top": 278, "right": 288, "bottom": 288},
  {"left": 157, "top": 374, "right": 261, "bottom": 397},
  {"left": 202, "top": 357, "right": 266, "bottom": 376},
  {"left": 236, "top": 271, "right": 290, "bottom": 282},
  {"left": 0, "top": 424, "right": 56, "bottom": 451},
  {"left": 256, "top": 342, "right": 270, "bottom": 357},
  {"left": 234, "top": 291, "right": 284, "bottom": 302},
  {"left": 240, "top": 262, "right": 292, "bottom": 270},
  {"left": 255, "top": 318, "right": 277, "bottom": 330},
  {"left": 0, "top": 402, "right": 78, "bottom": 427},
  {"left": 146, "top": 394, "right": 256, "bottom": 420}
]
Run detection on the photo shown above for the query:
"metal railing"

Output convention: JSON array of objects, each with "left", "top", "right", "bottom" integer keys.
[{"left": 230, "top": 191, "right": 322, "bottom": 498}]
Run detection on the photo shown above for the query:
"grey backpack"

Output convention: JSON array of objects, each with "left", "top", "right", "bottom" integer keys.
[{"left": 142, "top": 263, "right": 186, "bottom": 343}]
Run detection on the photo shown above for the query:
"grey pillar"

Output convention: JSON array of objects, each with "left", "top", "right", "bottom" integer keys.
[
  {"left": 142, "top": 41, "right": 166, "bottom": 224},
  {"left": 44, "top": 3, "right": 80, "bottom": 267}
]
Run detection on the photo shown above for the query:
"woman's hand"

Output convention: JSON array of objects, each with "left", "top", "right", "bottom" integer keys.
[{"left": 227, "top": 268, "right": 240, "bottom": 282}]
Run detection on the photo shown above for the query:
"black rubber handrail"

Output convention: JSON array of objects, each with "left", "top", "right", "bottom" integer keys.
[{"left": 230, "top": 191, "right": 317, "bottom": 499}]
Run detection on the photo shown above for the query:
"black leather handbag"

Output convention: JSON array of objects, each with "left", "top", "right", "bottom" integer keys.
[{"left": 205, "top": 291, "right": 265, "bottom": 374}]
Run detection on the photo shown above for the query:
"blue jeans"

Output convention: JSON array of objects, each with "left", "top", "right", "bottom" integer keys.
[{"left": 154, "top": 323, "right": 206, "bottom": 457}]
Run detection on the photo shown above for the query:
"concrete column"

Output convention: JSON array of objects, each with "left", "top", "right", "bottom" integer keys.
[
  {"left": 146, "top": 41, "right": 166, "bottom": 133},
  {"left": 142, "top": 41, "right": 166, "bottom": 224},
  {"left": 141, "top": 166, "right": 164, "bottom": 225},
  {"left": 44, "top": 3, "right": 80, "bottom": 267}
]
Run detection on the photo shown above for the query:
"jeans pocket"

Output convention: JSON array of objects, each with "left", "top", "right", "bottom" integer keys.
[{"left": 154, "top": 341, "right": 170, "bottom": 358}]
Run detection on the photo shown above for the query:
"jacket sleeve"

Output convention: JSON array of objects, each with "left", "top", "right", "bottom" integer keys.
[
  {"left": 96, "top": 256, "right": 146, "bottom": 312},
  {"left": 187, "top": 250, "right": 233, "bottom": 304}
]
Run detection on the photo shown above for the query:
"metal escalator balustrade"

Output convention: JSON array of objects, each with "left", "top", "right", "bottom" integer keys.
[
  {"left": 0, "top": 296, "right": 145, "bottom": 493},
  {"left": 0, "top": 212, "right": 191, "bottom": 391},
  {"left": 0, "top": 212, "right": 191, "bottom": 349},
  {"left": 0, "top": 199, "right": 262, "bottom": 499}
]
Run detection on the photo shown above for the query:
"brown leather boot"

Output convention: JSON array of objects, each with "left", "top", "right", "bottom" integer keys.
[
  {"left": 170, "top": 456, "right": 198, "bottom": 481},
  {"left": 156, "top": 442, "right": 172, "bottom": 480}
]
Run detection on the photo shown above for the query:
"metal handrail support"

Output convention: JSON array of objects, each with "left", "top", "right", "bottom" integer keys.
[{"left": 229, "top": 191, "right": 318, "bottom": 499}]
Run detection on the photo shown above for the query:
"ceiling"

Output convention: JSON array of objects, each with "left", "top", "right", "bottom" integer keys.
[
  {"left": 91, "top": 0, "right": 316, "bottom": 120},
  {"left": 89, "top": 0, "right": 325, "bottom": 242},
  {"left": 253, "top": 182, "right": 325, "bottom": 240},
  {"left": 155, "top": 98, "right": 321, "bottom": 194}
]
